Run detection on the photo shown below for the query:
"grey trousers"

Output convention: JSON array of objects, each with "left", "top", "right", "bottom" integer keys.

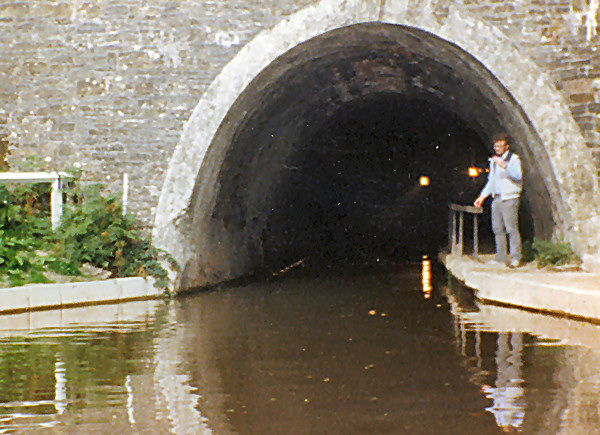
[{"left": 491, "top": 197, "right": 522, "bottom": 262}]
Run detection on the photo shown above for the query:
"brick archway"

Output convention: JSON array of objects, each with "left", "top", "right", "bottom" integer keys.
[{"left": 154, "top": 0, "right": 600, "bottom": 291}]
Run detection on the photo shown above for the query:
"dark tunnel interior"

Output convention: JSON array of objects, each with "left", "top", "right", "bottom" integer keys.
[
  {"left": 264, "top": 93, "right": 493, "bottom": 264},
  {"left": 205, "top": 23, "right": 544, "bottom": 275}
]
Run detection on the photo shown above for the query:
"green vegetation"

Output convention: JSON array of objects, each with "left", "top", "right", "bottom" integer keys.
[
  {"left": 0, "top": 137, "right": 9, "bottom": 171},
  {"left": 0, "top": 183, "right": 56, "bottom": 286},
  {"left": 523, "top": 238, "right": 580, "bottom": 267},
  {"left": 0, "top": 175, "right": 176, "bottom": 290}
]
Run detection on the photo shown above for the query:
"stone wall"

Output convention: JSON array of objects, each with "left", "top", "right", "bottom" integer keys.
[
  {"left": 1, "top": 0, "right": 599, "bottom": 226},
  {"left": 455, "top": 0, "right": 600, "bottom": 167},
  {"left": 0, "top": 0, "right": 314, "bottom": 224}
]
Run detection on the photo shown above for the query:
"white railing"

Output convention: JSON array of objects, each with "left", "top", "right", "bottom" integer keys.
[{"left": 0, "top": 172, "right": 73, "bottom": 230}]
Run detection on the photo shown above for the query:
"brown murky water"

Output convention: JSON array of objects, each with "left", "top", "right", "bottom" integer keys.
[{"left": 0, "top": 261, "right": 600, "bottom": 434}]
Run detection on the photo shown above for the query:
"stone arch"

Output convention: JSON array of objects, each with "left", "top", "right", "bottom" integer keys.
[{"left": 154, "top": 0, "right": 600, "bottom": 291}]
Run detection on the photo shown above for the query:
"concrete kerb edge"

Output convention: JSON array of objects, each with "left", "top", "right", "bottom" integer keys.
[
  {"left": 0, "top": 277, "right": 163, "bottom": 315},
  {"left": 466, "top": 271, "right": 600, "bottom": 318},
  {"left": 441, "top": 253, "right": 600, "bottom": 323}
]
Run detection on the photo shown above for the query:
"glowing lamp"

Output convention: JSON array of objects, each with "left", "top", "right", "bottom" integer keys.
[
  {"left": 419, "top": 176, "right": 430, "bottom": 186},
  {"left": 468, "top": 167, "right": 479, "bottom": 177}
]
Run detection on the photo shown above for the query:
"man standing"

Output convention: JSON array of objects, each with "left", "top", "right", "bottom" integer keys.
[{"left": 474, "top": 133, "right": 523, "bottom": 267}]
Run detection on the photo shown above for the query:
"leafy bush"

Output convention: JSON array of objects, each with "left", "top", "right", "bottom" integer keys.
[
  {"left": 527, "top": 238, "right": 579, "bottom": 267},
  {"left": 55, "top": 184, "right": 177, "bottom": 289},
  {"left": 0, "top": 177, "right": 176, "bottom": 290},
  {"left": 0, "top": 183, "right": 56, "bottom": 286}
]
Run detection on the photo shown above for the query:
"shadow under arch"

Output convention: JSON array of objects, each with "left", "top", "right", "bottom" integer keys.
[{"left": 154, "top": 1, "right": 600, "bottom": 291}]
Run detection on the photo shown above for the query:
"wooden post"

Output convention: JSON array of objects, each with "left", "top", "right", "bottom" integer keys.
[
  {"left": 122, "top": 173, "right": 128, "bottom": 216},
  {"left": 458, "top": 211, "right": 464, "bottom": 255},
  {"left": 451, "top": 211, "right": 457, "bottom": 254},
  {"left": 473, "top": 214, "right": 479, "bottom": 257},
  {"left": 50, "top": 176, "right": 62, "bottom": 231}
]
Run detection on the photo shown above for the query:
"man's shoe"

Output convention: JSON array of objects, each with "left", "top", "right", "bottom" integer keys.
[{"left": 508, "top": 259, "right": 521, "bottom": 268}]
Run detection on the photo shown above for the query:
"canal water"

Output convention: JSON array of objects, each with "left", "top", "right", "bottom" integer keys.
[{"left": 0, "top": 260, "right": 600, "bottom": 434}]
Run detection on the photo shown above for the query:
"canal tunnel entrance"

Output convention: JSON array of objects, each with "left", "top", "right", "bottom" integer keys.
[
  {"left": 157, "top": 21, "right": 572, "bottom": 290},
  {"left": 206, "top": 23, "right": 544, "bottom": 275},
  {"left": 221, "top": 92, "right": 518, "bottom": 269}
]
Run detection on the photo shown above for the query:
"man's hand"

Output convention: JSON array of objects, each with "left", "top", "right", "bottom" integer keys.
[
  {"left": 491, "top": 156, "right": 506, "bottom": 169},
  {"left": 474, "top": 196, "right": 484, "bottom": 208}
]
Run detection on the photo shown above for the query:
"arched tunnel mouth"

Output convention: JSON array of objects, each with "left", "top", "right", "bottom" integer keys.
[
  {"left": 262, "top": 93, "right": 502, "bottom": 266},
  {"left": 199, "top": 23, "right": 552, "bottom": 279}
]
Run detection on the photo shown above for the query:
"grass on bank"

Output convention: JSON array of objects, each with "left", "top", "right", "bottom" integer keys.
[
  {"left": 0, "top": 178, "right": 176, "bottom": 290},
  {"left": 523, "top": 238, "right": 581, "bottom": 268}
]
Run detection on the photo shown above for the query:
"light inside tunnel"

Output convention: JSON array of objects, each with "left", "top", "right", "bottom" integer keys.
[
  {"left": 193, "top": 22, "right": 550, "bottom": 281},
  {"left": 216, "top": 91, "right": 493, "bottom": 270},
  {"left": 468, "top": 167, "right": 480, "bottom": 178}
]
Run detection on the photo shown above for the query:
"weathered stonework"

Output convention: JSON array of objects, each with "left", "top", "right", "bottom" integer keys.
[
  {"left": 149, "top": 0, "right": 600, "bottom": 289},
  {"left": 380, "top": 0, "right": 600, "bottom": 263},
  {"left": 1, "top": 0, "right": 315, "bottom": 223},
  {"left": 2, "top": 0, "right": 600, "bottom": 289}
]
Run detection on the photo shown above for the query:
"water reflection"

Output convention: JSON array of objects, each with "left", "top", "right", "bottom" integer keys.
[
  {"left": 421, "top": 256, "right": 432, "bottom": 299},
  {"left": 483, "top": 332, "right": 525, "bottom": 432},
  {"left": 151, "top": 307, "right": 213, "bottom": 434},
  {"left": 0, "top": 268, "right": 599, "bottom": 433},
  {"left": 54, "top": 356, "right": 66, "bottom": 415},
  {"left": 0, "top": 300, "right": 207, "bottom": 434},
  {"left": 445, "top": 277, "right": 600, "bottom": 434}
]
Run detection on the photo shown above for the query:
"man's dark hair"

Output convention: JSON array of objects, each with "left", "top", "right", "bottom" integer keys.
[{"left": 492, "top": 132, "right": 511, "bottom": 144}]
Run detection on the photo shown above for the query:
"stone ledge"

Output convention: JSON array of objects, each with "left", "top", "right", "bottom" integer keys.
[
  {"left": 450, "top": 299, "right": 600, "bottom": 350},
  {"left": 441, "top": 252, "right": 600, "bottom": 322},
  {"left": 0, "top": 277, "right": 162, "bottom": 314},
  {"left": 0, "top": 299, "right": 162, "bottom": 337}
]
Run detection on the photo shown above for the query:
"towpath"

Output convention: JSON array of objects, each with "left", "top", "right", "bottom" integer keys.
[{"left": 441, "top": 253, "right": 600, "bottom": 323}]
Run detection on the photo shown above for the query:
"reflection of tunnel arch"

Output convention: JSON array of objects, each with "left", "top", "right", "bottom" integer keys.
[{"left": 155, "top": 3, "right": 600, "bottom": 291}]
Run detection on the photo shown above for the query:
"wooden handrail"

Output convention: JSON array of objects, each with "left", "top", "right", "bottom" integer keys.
[
  {"left": 449, "top": 203, "right": 483, "bottom": 256},
  {"left": 0, "top": 171, "right": 71, "bottom": 183},
  {"left": 0, "top": 172, "right": 74, "bottom": 230},
  {"left": 449, "top": 204, "right": 483, "bottom": 214}
]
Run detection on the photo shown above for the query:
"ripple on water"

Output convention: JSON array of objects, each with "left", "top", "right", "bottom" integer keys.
[{"left": 0, "top": 270, "right": 599, "bottom": 433}]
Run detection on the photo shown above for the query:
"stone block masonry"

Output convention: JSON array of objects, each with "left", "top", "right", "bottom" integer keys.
[
  {"left": 1, "top": 0, "right": 600, "bottom": 226},
  {"left": 0, "top": 0, "right": 314, "bottom": 225}
]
